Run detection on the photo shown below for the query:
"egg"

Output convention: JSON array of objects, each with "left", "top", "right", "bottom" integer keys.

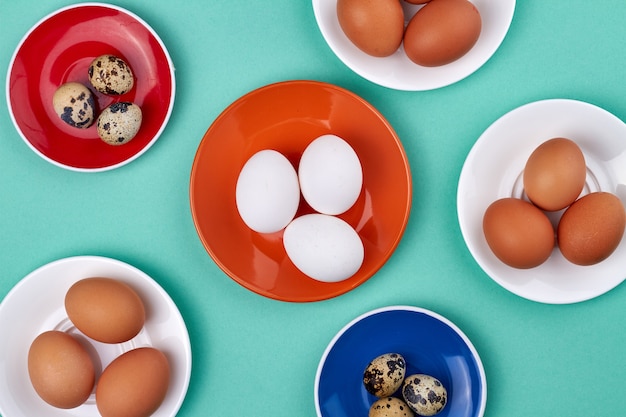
[
  {"left": 337, "top": 0, "right": 404, "bottom": 57},
  {"left": 88, "top": 54, "right": 135, "bottom": 95},
  {"left": 404, "top": 0, "right": 482, "bottom": 67},
  {"left": 363, "top": 353, "right": 407, "bottom": 397},
  {"left": 236, "top": 149, "right": 300, "bottom": 233},
  {"left": 27, "top": 330, "right": 95, "bottom": 409},
  {"left": 283, "top": 213, "right": 364, "bottom": 282},
  {"left": 523, "top": 138, "right": 586, "bottom": 211},
  {"left": 483, "top": 198, "right": 555, "bottom": 269},
  {"left": 369, "top": 396, "right": 415, "bottom": 417},
  {"left": 65, "top": 277, "right": 145, "bottom": 344},
  {"left": 52, "top": 82, "right": 96, "bottom": 129},
  {"left": 402, "top": 374, "right": 447, "bottom": 416},
  {"left": 97, "top": 102, "right": 143, "bottom": 145},
  {"left": 557, "top": 192, "right": 626, "bottom": 265},
  {"left": 96, "top": 347, "right": 170, "bottom": 417},
  {"left": 298, "top": 134, "right": 363, "bottom": 215}
]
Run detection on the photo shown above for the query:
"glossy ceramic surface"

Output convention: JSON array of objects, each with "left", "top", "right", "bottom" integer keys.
[
  {"left": 0, "top": 256, "right": 191, "bottom": 417},
  {"left": 312, "top": 0, "right": 516, "bottom": 90},
  {"left": 6, "top": 3, "right": 175, "bottom": 171},
  {"left": 458, "top": 99, "right": 626, "bottom": 304},
  {"left": 315, "top": 306, "right": 486, "bottom": 417},
  {"left": 190, "top": 80, "right": 412, "bottom": 302}
]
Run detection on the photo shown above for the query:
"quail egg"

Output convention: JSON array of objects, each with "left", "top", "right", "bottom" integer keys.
[
  {"left": 88, "top": 54, "right": 134, "bottom": 95},
  {"left": 363, "top": 353, "right": 406, "bottom": 397},
  {"left": 369, "top": 397, "right": 414, "bottom": 417},
  {"left": 97, "top": 102, "right": 142, "bottom": 146},
  {"left": 52, "top": 82, "right": 96, "bottom": 128},
  {"left": 402, "top": 374, "right": 447, "bottom": 416}
]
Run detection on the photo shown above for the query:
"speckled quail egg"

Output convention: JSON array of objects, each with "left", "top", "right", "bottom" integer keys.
[
  {"left": 52, "top": 82, "right": 96, "bottom": 128},
  {"left": 402, "top": 374, "right": 447, "bottom": 416},
  {"left": 88, "top": 54, "right": 134, "bottom": 95},
  {"left": 97, "top": 102, "right": 142, "bottom": 146},
  {"left": 369, "top": 397, "right": 414, "bottom": 417},
  {"left": 363, "top": 353, "right": 406, "bottom": 397}
]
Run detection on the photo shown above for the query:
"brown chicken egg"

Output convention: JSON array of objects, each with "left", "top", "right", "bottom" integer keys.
[
  {"left": 404, "top": 0, "right": 482, "bottom": 67},
  {"left": 483, "top": 198, "right": 555, "bottom": 269},
  {"left": 523, "top": 138, "right": 586, "bottom": 211},
  {"left": 27, "top": 330, "right": 95, "bottom": 409},
  {"left": 557, "top": 192, "right": 626, "bottom": 265},
  {"left": 337, "top": 0, "right": 405, "bottom": 57},
  {"left": 65, "top": 277, "right": 145, "bottom": 344},
  {"left": 96, "top": 347, "right": 170, "bottom": 417}
]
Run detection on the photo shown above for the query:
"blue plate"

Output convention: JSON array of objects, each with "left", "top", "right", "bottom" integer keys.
[{"left": 314, "top": 306, "right": 486, "bottom": 417}]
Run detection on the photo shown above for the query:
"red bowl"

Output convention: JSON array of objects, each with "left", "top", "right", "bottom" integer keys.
[
  {"left": 190, "top": 80, "right": 412, "bottom": 302},
  {"left": 6, "top": 3, "right": 175, "bottom": 171}
]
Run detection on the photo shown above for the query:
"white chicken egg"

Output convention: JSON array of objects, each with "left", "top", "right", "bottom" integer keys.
[
  {"left": 298, "top": 134, "right": 363, "bottom": 215},
  {"left": 236, "top": 150, "right": 300, "bottom": 233},
  {"left": 283, "top": 213, "right": 364, "bottom": 282}
]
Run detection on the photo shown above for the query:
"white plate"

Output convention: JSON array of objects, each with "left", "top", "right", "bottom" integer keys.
[
  {"left": 457, "top": 99, "right": 626, "bottom": 304},
  {"left": 312, "top": 0, "right": 516, "bottom": 91},
  {"left": 0, "top": 256, "right": 191, "bottom": 416}
]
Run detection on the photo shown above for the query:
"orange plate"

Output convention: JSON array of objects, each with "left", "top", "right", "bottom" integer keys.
[{"left": 189, "top": 80, "right": 412, "bottom": 302}]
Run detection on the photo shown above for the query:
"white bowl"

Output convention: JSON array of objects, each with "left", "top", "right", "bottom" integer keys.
[
  {"left": 0, "top": 256, "right": 191, "bottom": 417},
  {"left": 312, "top": 0, "right": 516, "bottom": 90},
  {"left": 457, "top": 99, "right": 626, "bottom": 304}
]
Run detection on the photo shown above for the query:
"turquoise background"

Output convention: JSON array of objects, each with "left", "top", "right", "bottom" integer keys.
[{"left": 1, "top": 1, "right": 625, "bottom": 416}]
